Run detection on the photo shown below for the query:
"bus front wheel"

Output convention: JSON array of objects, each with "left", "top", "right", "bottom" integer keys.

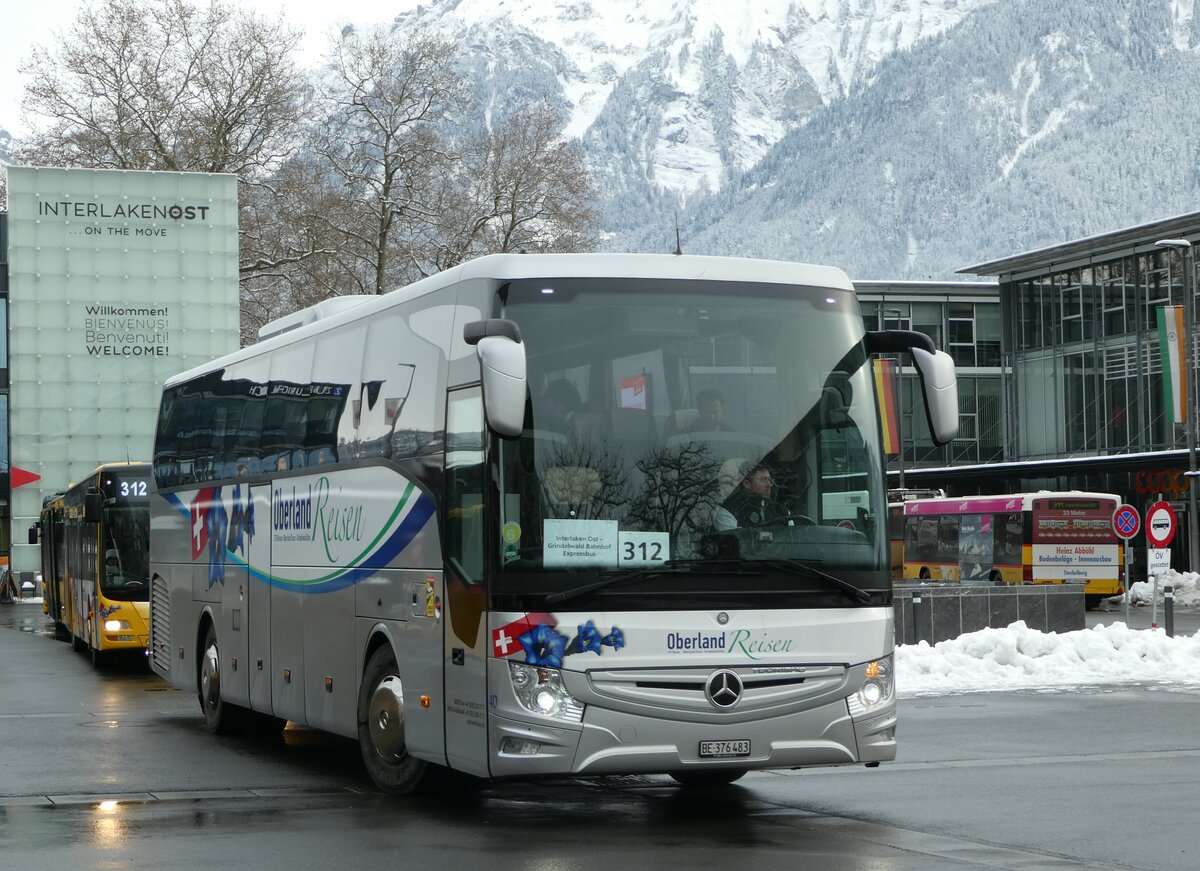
[
  {"left": 918, "top": 568, "right": 931, "bottom": 581},
  {"left": 199, "top": 623, "right": 243, "bottom": 734},
  {"left": 358, "top": 644, "right": 429, "bottom": 794}
]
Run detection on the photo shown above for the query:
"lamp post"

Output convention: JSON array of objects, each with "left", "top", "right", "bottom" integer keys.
[{"left": 1155, "top": 238, "right": 1199, "bottom": 573}]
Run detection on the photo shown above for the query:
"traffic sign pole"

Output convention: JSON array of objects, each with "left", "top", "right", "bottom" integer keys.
[{"left": 1113, "top": 504, "right": 1141, "bottom": 626}]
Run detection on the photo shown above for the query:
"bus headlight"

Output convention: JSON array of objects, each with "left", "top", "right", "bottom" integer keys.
[
  {"left": 104, "top": 619, "right": 131, "bottom": 632},
  {"left": 848, "top": 655, "right": 894, "bottom": 717},
  {"left": 508, "top": 662, "right": 584, "bottom": 723}
]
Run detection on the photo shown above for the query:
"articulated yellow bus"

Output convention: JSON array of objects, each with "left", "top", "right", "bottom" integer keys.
[{"left": 31, "top": 462, "right": 152, "bottom": 665}]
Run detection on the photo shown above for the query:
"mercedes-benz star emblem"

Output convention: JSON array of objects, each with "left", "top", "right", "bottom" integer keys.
[{"left": 705, "top": 670, "right": 743, "bottom": 708}]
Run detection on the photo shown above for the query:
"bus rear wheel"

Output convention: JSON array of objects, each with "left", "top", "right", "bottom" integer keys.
[
  {"left": 358, "top": 644, "right": 428, "bottom": 794},
  {"left": 918, "top": 568, "right": 931, "bottom": 581},
  {"left": 670, "top": 769, "right": 747, "bottom": 787},
  {"left": 198, "top": 623, "right": 243, "bottom": 734}
]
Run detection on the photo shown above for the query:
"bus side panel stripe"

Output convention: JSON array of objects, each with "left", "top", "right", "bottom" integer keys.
[{"left": 159, "top": 488, "right": 438, "bottom": 594}]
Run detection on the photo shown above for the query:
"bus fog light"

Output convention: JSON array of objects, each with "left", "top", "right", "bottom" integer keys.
[
  {"left": 104, "top": 619, "right": 131, "bottom": 632},
  {"left": 500, "top": 737, "right": 541, "bottom": 755},
  {"left": 508, "top": 662, "right": 584, "bottom": 723}
]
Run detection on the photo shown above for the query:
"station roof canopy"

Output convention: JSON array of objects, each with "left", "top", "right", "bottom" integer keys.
[{"left": 959, "top": 209, "right": 1200, "bottom": 278}]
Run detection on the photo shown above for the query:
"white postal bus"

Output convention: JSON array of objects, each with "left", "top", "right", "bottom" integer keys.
[{"left": 149, "top": 253, "right": 958, "bottom": 792}]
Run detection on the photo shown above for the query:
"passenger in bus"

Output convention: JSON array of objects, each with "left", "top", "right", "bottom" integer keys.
[
  {"left": 540, "top": 379, "right": 583, "bottom": 436},
  {"left": 712, "top": 462, "right": 792, "bottom": 530},
  {"left": 105, "top": 550, "right": 125, "bottom": 586},
  {"left": 686, "top": 389, "right": 732, "bottom": 432}
]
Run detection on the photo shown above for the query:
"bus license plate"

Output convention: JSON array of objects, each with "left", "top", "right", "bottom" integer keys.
[{"left": 699, "top": 739, "right": 750, "bottom": 758}]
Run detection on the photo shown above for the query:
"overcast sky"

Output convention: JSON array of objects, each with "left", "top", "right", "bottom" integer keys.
[{"left": 0, "top": 0, "right": 422, "bottom": 139}]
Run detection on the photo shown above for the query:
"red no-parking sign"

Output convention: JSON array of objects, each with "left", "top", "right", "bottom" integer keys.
[
  {"left": 1112, "top": 504, "right": 1140, "bottom": 540},
  {"left": 1146, "top": 501, "right": 1177, "bottom": 548}
]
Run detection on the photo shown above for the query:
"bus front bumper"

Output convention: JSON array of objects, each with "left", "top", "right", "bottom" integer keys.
[{"left": 487, "top": 697, "right": 896, "bottom": 779}]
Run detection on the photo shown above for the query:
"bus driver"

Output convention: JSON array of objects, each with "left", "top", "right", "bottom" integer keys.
[{"left": 713, "top": 462, "right": 792, "bottom": 530}]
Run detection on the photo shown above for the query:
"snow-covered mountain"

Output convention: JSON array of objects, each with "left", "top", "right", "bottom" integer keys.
[
  {"left": 393, "top": 0, "right": 1200, "bottom": 279},
  {"left": 392, "top": 2, "right": 993, "bottom": 228}
]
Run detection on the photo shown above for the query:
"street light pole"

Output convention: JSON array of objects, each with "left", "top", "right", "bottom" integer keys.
[{"left": 1156, "top": 239, "right": 1200, "bottom": 574}]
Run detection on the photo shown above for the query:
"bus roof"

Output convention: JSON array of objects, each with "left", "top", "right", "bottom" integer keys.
[{"left": 164, "top": 253, "right": 855, "bottom": 389}]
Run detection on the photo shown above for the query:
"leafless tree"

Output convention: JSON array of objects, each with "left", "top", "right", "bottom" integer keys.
[
  {"left": 421, "top": 99, "right": 599, "bottom": 272},
  {"left": 312, "top": 25, "right": 465, "bottom": 295},
  {"left": 17, "top": 0, "right": 305, "bottom": 175},
  {"left": 626, "top": 443, "right": 721, "bottom": 540}
]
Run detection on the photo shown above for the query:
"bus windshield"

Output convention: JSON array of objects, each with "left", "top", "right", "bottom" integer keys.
[
  {"left": 492, "top": 277, "right": 888, "bottom": 604},
  {"left": 102, "top": 504, "right": 151, "bottom": 601}
]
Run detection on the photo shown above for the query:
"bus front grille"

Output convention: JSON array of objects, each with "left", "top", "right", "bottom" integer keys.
[{"left": 583, "top": 665, "right": 849, "bottom": 717}]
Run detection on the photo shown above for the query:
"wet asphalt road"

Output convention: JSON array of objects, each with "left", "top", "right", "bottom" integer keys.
[{"left": 2, "top": 598, "right": 1200, "bottom": 871}]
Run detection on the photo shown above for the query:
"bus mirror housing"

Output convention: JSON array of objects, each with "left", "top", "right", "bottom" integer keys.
[
  {"left": 864, "top": 329, "right": 959, "bottom": 446},
  {"left": 27, "top": 525, "right": 38, "bottom": 546},
  {"left": 911, "top": 347, "right": 959, "bottom": 445},
  {"left": 464, "top": 319, "right": 527, "bottom": 438},
  {"left": 85, "top": 491, "right": 102, "bottom": 524}
]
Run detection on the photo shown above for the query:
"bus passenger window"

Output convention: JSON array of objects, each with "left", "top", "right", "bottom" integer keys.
[{"left": 446, "top": 388, "right": 485, "bottom": 584}]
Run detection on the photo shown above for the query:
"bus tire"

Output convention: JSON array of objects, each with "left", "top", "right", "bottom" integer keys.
[
  {"left": 198, "top": 623, "right": 244, "bottom": 734},
  {"left": 670, "top": 769, "right": 747, "bottom": 787},
  {"left": 989, "top": 570, "right": 1004, "bottom": 586},
  {"left": 358, "top": 644, "right": 428, "bottom": 795},
  {"left": 918, "top": 568, "right": 931, "bottom": 580}
]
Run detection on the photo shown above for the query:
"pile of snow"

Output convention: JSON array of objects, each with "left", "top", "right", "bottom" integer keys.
[
  {"left": 897, "top": 620, "right": 1200, "bottom": 697},
  {"left": 1108, "top": 568, "right": 1200, "bottom": 607}
]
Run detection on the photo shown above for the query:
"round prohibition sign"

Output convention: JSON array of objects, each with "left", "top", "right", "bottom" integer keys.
[
  {"left": 1112, "top": 504, "right": 1140, "bottom": 540},
  {"left": 1145, "top": 501, "right": 1177, "bottom": 548}
]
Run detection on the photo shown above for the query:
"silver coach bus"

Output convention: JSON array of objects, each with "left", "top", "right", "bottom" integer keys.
[{"left": 149, "top": 253, "right": 957, "bottom": 793}]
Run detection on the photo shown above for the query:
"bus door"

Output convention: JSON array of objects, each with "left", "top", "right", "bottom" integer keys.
[
  {"left": 246, "top": 485, "right": 273, "bottom": 714},
  {"left": 441, "top": 386, "right": 489, "bottom": 776},
  {"left": 217, "top": 483, "right": 252, "bottom": 709}
]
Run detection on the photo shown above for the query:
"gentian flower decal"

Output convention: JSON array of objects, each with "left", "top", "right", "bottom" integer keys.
[
  {"left": 601, "top": 627, "right": 625, "bottom": 651},
  {"left": 566, "top": 620, "right": 604, "bottom": 655},
  {"left": 519, "top": 623, "right": 569, "bottom": 667},
  {"left": 513, "top": 617, "right": 626, "bottom": 664}
]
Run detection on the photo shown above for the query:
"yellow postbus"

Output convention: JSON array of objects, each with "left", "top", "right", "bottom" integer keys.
[
  {"left": 31, "top": 462, "right": 152, "bottom": 665},
  {"left": 896, "top": 490, "right": 1123, "bottom": 609}
]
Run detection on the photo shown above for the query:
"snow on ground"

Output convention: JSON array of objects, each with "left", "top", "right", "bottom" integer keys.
[{"left": 899, "top": 569, "right": 1200, "bottom": 697}]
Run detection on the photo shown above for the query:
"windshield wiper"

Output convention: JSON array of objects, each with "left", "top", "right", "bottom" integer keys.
[
  {"left": 545, "top": 560, "right": 761, "bottom": 607},
  {"left": 756, "top": 559, "right": 873, "bottom": 605}
]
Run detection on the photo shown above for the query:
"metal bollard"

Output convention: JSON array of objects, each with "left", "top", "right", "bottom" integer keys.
[
  {"left": 1164, "top": 585, "right": 1174, "bottom": 638},
  {"left": 912, "top": 594, "right": 928, "bottom": 645}
]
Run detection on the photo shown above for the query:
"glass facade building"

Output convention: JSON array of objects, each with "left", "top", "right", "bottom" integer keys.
[
  {"left": 964, "top": 214, "right": 1200, "bottom": 463},
  {"left": 855, "top": 281, "right": 1004, "bottom": 476},
  {"left": 3, "top": 166, "right": 241, "bottom": 575}
]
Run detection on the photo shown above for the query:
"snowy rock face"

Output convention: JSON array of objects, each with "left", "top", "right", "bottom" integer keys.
[{"left": 394, "top": 0, "right": 1200, "bottom": 278}]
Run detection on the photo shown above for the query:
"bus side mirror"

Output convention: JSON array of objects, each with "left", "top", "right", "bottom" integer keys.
[
  {"left": 911, "top": 347, "right": 958, "bottom": 445},
  {"left": 464, "top": 319, "right": 527, "bottom": 438},
  {"left": 85, "top": 492, "right": 102, "bottom": 524},
  {"left": 27, "top": 525, "right": 38, "bottom": 545},
  {"left": 865, "top": 330, "right": 959, "bottom": 447}
]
